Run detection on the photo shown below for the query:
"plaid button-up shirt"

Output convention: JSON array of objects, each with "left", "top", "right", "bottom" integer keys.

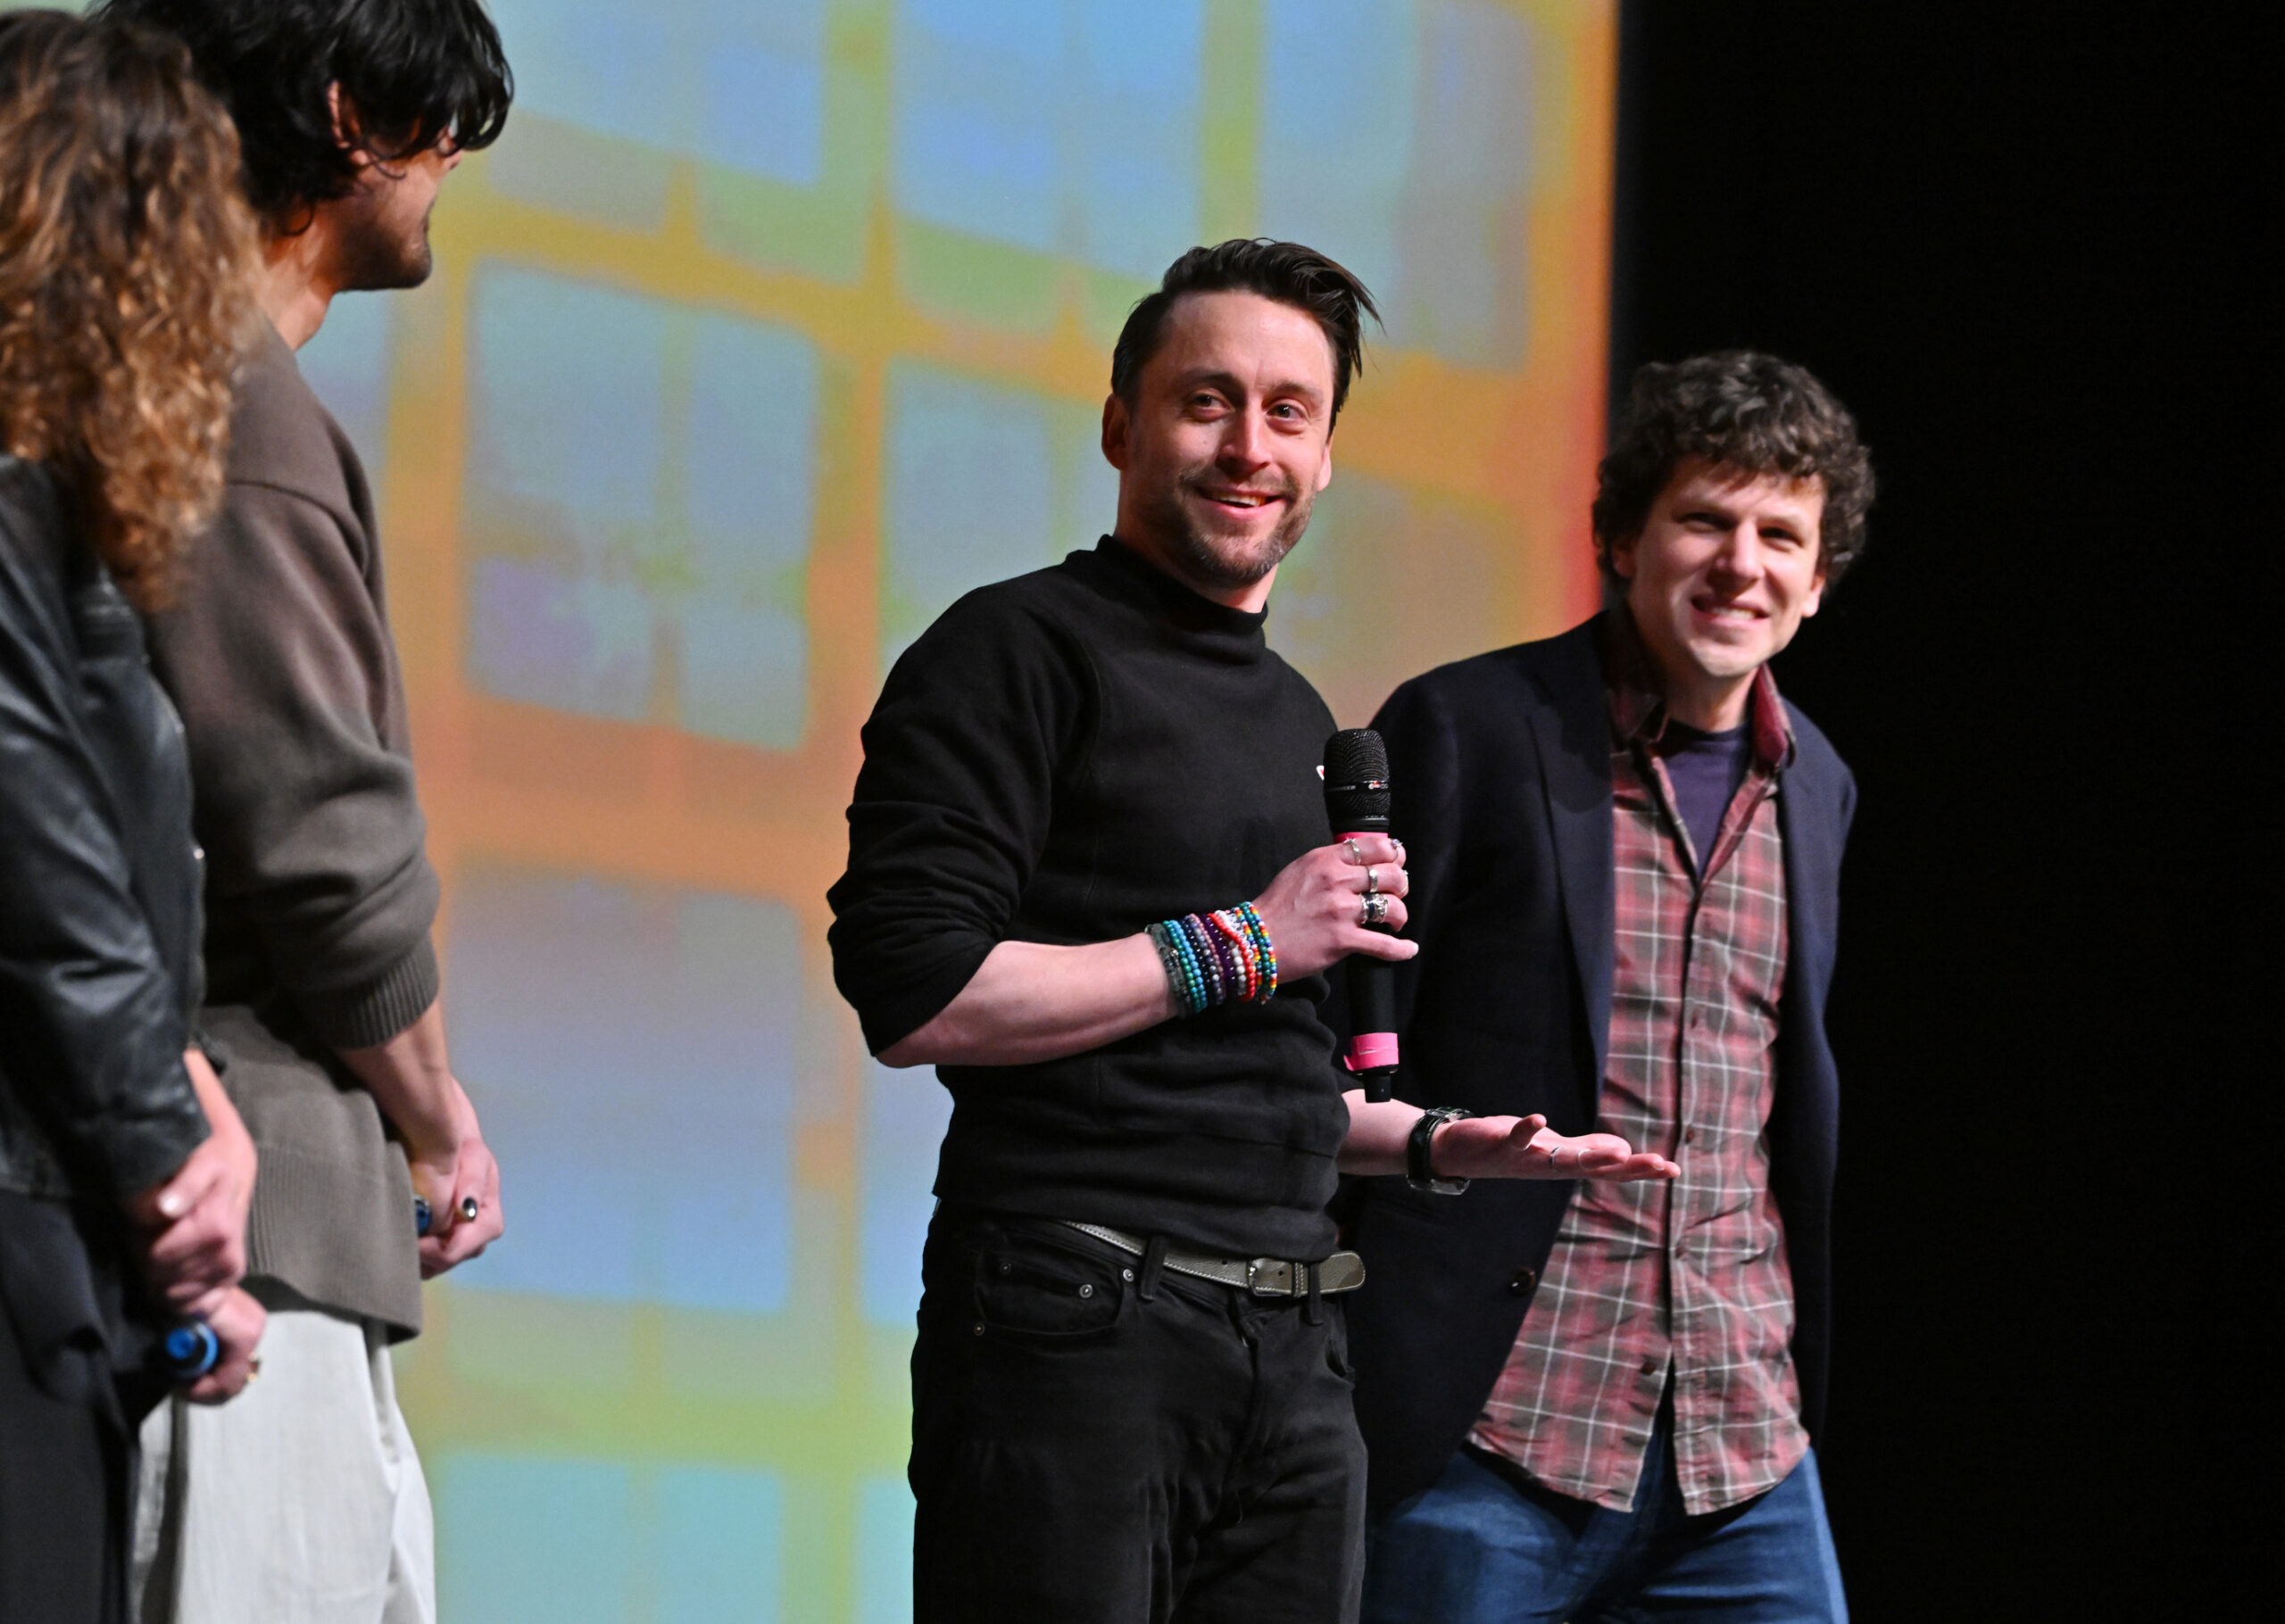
[{"left": 1468, "top": 637, "right": 1809, "bottom": 1515}]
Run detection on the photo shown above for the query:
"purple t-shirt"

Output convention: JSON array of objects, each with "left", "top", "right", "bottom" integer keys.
[{"left": 1658, "top": 721, "right": 1753, "bottom": 874}]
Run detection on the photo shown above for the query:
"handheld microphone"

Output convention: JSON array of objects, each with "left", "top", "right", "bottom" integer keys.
[{"left": 1324, "top": 729, "right": 1399, "bottom": 1102}]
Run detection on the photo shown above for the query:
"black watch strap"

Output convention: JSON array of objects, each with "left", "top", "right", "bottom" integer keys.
[{"left": 1407, "top": 1106, "right": 1473, "bottom": 1195}]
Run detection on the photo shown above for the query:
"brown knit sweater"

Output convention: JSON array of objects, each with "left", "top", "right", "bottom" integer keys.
[{"left": 143, "top": 319, "right": 436, "bottom": 1338}]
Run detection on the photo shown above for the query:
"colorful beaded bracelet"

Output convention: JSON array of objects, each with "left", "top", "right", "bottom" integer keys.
[{"left": 1148, "top": 902, "right": 1278, "bottom": 1017}]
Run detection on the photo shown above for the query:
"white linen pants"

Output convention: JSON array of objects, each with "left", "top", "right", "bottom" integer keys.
[{"left": 131, "top": 1303, "right": 435, "bottom": 1624}]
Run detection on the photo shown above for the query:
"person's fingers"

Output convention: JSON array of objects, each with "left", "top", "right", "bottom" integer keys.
[
  {"left": 437, "top": 1215, "right": 496, "bottom": 1269},
  {"left": 137, "top": 1146, "right": 223, "bottom": 1230},
  {"left": 433, "top": 1189, "right": 503, "bottom": 1272},
  {"left": 183, "top": 1289, "right": 265, "bottom": 1404},
  {"left": 175, "top": 1283, "right": 229, "bottom": 1324},
  {"left": 145, "top": 1227, "right": 237, "bottom": 1306},
  {"left": 1579, "top": 1152, "right": 1679, "bottom": 1181},
  {"left": 1346, "top": 930, "right": 1419, "bottom": 962},
  {"left": 1346, "top": 895, "right": 1408, "bottom": 932},
  {"left": 1334, "top": 835, "right": 1403, "bottom": 867}
]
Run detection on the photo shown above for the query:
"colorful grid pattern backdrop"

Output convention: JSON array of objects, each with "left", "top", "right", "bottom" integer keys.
[{"left": 287, "top": 2, "right": 1617, "bottom": 1618}]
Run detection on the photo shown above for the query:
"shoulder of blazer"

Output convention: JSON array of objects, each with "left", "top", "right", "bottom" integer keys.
[
  {"left": 1781, "top": 697, "right": 1857, "bottom": 830},
  {"left": 1382, "top": 617, "right": 1606, "bottom": 727}
]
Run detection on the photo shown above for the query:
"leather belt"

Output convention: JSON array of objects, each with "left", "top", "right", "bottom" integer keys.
[{"left": 1061, "top": 1222, "right": 1366, "bottom": 1297}]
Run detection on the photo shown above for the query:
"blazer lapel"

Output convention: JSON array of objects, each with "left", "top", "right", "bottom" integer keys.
[{"left": 1523, "top": 625, "right": 1616, "bottom": 1094}]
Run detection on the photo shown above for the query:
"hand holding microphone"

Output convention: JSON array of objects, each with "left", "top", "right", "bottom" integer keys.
[
  {"left": 1321, "top": 729, "right": 1405, "bottom": 1100},
  {"left": 1247, "top": 838, "right": 1413, "bottom": 983}
]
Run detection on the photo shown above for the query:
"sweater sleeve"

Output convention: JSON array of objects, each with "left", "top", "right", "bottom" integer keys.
[
  {"left": 145, "top": 479, "right": 439, "bottom": 1050},
  {"left": 827, "top": 588, "right": 1088, "bottom": 1055},
  {"left": 0, "top": 492, "right": 208, "bottom": 1201}
]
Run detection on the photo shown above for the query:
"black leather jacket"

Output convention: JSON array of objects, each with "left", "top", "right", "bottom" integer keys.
[{"left": 0, "top": 454, "right": 209, "bottom": 1205}]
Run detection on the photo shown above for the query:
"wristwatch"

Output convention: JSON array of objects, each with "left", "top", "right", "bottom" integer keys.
[{"left": 1407, "top": 1106, "right": 1473, "bottom": 1195}]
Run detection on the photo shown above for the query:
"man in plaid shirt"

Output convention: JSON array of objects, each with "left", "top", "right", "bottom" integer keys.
[{"left": 1343, "top": 352, "right": 1874, "bottom": 1621}]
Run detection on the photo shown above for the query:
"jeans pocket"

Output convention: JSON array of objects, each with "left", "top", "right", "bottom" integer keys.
[
  {"left": 973, "top": 1230, "right": 1127, "bottom": 1339},
  {"left": 1324, "top": 1308, "right": 1358, "bottom": 1382}
]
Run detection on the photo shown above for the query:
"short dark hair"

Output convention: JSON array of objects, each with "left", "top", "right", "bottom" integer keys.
[
  {"left": 1110, "top": 239, "right": 1380, "bottom": 424},
  {"left": 1592, "top": 351, "right": 1875, "bottom": 588},
  {"left": 94, "top": 0, "right": 511, "bottom": 226}
]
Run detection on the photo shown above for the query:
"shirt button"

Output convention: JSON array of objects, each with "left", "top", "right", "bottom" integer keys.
[
  {"left": 1682, "top": 1128, "right": 1698, "bottom": 1147},
  {"left": 1077, "top": 1283, "right": 1094, "bottom": 1298},
  {"left": 1507, "top": 1270, "right": 1538, "bottom": 1297},
  {"left": 1641, "top": 1356, "right": 1661, "bottom": 1376}
]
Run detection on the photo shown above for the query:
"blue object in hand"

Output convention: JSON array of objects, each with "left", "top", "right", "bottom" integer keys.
[
  {"left": 160, "top": 1317, "right": 220, "bottom": 1380},
  {"left": 413, "top": 1196, "right": 431, "bottom": 1237}
]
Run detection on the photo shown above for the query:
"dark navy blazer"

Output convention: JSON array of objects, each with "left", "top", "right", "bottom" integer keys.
[{"left": 1340, "top": 617, "right": 1855, "bottom": 1520}]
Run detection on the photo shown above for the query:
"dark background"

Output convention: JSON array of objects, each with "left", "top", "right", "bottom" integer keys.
[{"left": 1610, "top": 5, "right": 2258, "bottom": 1618}]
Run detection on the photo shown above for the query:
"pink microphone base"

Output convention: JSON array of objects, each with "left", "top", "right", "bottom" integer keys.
[{"left": 1344, "top": 1033, "right": 1400, "bottom": 1072}]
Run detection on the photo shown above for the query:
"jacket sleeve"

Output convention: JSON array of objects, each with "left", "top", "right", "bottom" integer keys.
[
  {"left": 145, "top": 480, "right": 439, "bottom": 1050},
  {"left": 1372, "top": 672, "right": 1469, "bottom": 1037},
  {"left": 0, "top": 506, "right": 207, "bottom": 1202},
  {"left": 826, "top": 592, "right": 1085, "bottom": 1055}
]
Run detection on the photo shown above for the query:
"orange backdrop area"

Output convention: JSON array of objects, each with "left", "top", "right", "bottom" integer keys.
[{"left": 270, "top": 2, "right": 1619, "bottom": 1617}]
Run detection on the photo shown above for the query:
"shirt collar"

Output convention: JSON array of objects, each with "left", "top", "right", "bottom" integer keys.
[{"left": 1598, "top": 607, "right": 1796, "bottom": 775}]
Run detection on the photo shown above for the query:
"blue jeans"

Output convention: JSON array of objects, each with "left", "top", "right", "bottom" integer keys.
[{"left": 1361, "top": 1410, "right": 1846, "bottom": 1624}]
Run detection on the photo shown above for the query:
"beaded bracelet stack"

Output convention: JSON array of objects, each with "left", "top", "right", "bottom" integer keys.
[{"left": 1146, "top": 903, "right": 1278, "bottom": 1017}]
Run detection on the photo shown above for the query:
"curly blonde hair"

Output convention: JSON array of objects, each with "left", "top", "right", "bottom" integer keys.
[{"left": 0, "top": 11, "right": 255, "bottom": 610}]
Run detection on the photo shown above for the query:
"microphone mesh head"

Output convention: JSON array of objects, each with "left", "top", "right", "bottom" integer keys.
[
  {"left": 1323, "top": 728, "right": 1392, "bottom": 830},
  {"left": 1324, "top": 728, "right": 1388, "bottom": 787}
]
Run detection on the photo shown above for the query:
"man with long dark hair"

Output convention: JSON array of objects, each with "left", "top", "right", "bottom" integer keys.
[
  {"left": 831, "top": 238, "right": 1676, "bottom": 1621},
  {"left": 90, "top": 3, "right": 511, "bottom": 1619},
  {"left": 1349, "top": 353, "right": 1872, "bottom": 1622},
  {"left": 0, "top": 12, "right": 265, "bottom": 1619}
]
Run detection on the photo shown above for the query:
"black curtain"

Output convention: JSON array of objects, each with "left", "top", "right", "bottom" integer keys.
[{"left": 1609, "top": 5, "right": 2258, "bottom": 1618}]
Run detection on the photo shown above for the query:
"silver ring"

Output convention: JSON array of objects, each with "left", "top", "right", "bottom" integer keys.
[
  {"left": 457, "top": 1195, "right": 480, "bottom": 1223},
  {"left": 1363, "top": 866, "right": 1379, "bottom": 895},
  {"left": 1342, "top": 838, "right": 1363, "bottom": 865},
  {"left": 1361, "top": 892, "right": 1391, "bottom": 927}
]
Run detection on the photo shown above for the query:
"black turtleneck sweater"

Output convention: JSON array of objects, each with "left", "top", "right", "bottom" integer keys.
[{"left": 828, "top": 537, "right": 1348, "bottom": 1258}]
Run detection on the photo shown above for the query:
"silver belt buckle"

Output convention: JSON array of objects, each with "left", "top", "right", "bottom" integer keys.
[
  {"left": 1244, "top": 1252, "right": 1367, "bottom": 1297},
  {"left": 1246, "top": 1257, "right": 1298, "bottom": 1297}
]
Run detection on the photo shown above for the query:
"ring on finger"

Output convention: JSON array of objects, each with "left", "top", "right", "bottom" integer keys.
[
  {"left": 1360, "top": 892, "right": 1391, "bottom": 927},
  {"left": 1363, "top": 866, "right": 1379, "bottom": 895},
  {"left": 1342, "top": 837, "right": 1363, "bottom": 865}
]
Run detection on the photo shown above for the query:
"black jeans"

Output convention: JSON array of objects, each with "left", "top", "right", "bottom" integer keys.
[{"left": 911, "top": 1207, "right": 1368, "bottom": 1623}]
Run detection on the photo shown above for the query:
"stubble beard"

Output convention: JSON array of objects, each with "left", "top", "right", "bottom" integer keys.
[
  {"left": 1141, "top": 472, "right": 1317, "bottom": 593},
  {"left": 333, "top": 191, "right": 435, "bottom": 294}
]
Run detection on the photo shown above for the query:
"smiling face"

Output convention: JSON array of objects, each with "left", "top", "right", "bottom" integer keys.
[
  {"left": 1101, "top": 290, "right": 1338, "bottom": 611},
  {"left": 1613, "top": 457, "right": 1827, "bottom": 729}
]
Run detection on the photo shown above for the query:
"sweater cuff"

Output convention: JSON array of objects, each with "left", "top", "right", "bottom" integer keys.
[{"left": 297, "top": 937, "right": 438, "bottom": 1050}]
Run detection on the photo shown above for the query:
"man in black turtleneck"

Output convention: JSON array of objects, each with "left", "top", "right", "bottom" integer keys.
[{"left": 829, "top": 240, "right": 1674, "bottom": 1623}]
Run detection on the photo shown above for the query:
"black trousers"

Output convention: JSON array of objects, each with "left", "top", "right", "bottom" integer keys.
[
  {"left": 0, "top": 1191, "right": 155, "bottom": 1624},
  {"left": 910, "top": 1207, "right": 1368, "bottom": 1624}
]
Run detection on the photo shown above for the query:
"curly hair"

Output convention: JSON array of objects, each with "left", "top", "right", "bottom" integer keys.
[
  {"left": 1593, "top": 352, "right": 1876, "bottom": 589},
  {"left": 0, "top": 11, "right": 256, "bottom": 611},
  {"left": 96, "top": 0, "right": 511, "bottom": 229},
  {"left": 1112, "top": 239, "right": 1381, "bottom": 424}
]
